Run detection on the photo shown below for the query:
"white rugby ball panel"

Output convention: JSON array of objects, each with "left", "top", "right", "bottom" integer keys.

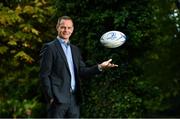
[
  {"left": 100, "top": 31, "right": 126, "bottom": 48},
  {"left": 102, "top": 40, "right": 125, "bottom": 48}
]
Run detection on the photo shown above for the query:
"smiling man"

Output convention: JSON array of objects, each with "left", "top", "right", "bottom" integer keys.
[{"left": 39, "top": 16, "right": 118, "bottom": 118}]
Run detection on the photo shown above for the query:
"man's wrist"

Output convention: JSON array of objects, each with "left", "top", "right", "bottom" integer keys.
[{"left": 98, "top": 64, "right": 103, "bottom": 71}]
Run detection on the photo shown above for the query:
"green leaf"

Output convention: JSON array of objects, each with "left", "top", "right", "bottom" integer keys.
[
  {"left": 31, "top": 28, "right": 39, "bottom": 35},
  {"left": 14, "top": 51, "right": 34, "bottom": 63},
  {"left": 8, "top": 40, "right": 17, "bottom": 46},
  {"left": 0, "top": 46, "right": 9, "bottom": 54},
  {"left": 23, "top": 5, "right": 34, "bottom": 14}
]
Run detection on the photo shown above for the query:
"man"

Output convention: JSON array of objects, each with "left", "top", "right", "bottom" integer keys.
[{"left": 39, "top": 16, "right": 118, "bottom": 118}]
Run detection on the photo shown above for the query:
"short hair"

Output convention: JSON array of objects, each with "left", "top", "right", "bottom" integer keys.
[{"left": 56, "top": 16, "right": 73, "bottom": 29}]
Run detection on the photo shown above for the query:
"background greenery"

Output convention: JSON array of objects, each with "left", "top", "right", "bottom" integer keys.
[{"left": 0, "top": 0, "right": 180, "bottom": 118}]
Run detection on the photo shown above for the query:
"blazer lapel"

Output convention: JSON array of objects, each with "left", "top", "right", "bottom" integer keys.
[{"left": 54, "top": 39, "right": 69, "bottom": 70}]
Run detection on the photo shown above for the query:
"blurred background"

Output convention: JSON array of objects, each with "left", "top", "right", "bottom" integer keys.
[{"left": 0, "top": 0, "right": 180, "bottom": 118}]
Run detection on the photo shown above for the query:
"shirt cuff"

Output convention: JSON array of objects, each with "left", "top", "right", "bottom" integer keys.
[{"left": 98, "top": 64, "right": 103, "bottom": 71}]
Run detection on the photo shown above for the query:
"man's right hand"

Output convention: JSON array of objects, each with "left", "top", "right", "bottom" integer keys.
[{"left": 50, "top": 98, "right": 54, "bottom": 104}]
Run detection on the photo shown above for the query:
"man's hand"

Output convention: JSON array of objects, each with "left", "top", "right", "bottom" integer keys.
[
  {"left": 98, "top": 59, "right": 118, "bottom": 70},
  {"left": 50, "top": 98, "right": 54, "bottom": 104}
]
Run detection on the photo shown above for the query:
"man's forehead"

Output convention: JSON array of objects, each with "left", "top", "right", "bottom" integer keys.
[{"left": 60, "top": 19, "right": 73, "bottom": 24}]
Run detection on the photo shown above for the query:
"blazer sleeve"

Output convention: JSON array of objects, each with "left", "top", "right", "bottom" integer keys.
[
  {"left": 76, "top": 48, "right": 101, "bottom": 78},
  {"left": 39, "top": 44, "right": 54, "bottom": 102},
  {"left": 79, "top": 59, "right": 101, "bottom": 78}
]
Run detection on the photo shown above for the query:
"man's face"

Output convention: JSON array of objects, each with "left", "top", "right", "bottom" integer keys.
[{"left": 57, "top": 19, "right": 74, "bottom": 41}]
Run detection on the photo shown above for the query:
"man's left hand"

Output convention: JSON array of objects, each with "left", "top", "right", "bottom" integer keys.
[{"left": 99, "top": 59, "right": 118, "bottom": 70}]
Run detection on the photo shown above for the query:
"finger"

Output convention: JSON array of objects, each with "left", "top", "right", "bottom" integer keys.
[
  {"left": 114, "top": 64, "right": 118, "bottom": 67},
  {"left": 111, "top": 64, "right": 118, "bottom": 67},
  {"left": 107, "top": 59, "right": 112, "bottom": 63}
]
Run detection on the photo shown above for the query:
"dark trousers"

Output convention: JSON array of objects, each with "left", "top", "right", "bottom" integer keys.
[{"left": 47, "top": 93, "right": 80, "bottom": 118}]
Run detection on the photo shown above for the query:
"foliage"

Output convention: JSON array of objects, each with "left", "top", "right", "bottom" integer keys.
[
  {"left": 142, "top": 0, "right": 180, "bottom": 116},
  {"left": 0, "top": 0, "right": 180, "bottom": 118},
  {"left": 0, "top": 0, "right": 55, "bottom": 117}
]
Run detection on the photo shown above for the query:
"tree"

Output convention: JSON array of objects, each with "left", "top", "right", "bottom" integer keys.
[
  {"left": 0, "top": 0, "right": 179, "bottom": 118},
  {"left": 0, "top": 0, "right": 56, "bottom": 117},
  {"left": 142, "top": 0, "right": 180, "bottom": 117}
]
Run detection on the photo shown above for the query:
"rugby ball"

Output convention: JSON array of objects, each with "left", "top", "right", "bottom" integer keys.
[{"left": 100, "top": 31, "right": 126, "bottom": 48}]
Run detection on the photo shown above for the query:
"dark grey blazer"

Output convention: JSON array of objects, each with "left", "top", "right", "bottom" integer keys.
[{"left": 39, "top": 39, "right": 100, "bottom": 104}]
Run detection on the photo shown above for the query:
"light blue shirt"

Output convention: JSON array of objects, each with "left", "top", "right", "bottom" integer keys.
[{"left": 57, "top": 36, "right": 76, "bottom": 91}]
